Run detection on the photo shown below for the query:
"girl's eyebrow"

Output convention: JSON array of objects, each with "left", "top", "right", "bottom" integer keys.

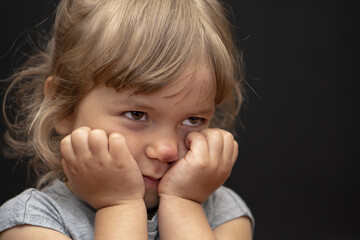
[
  {"left": 127, "top": 103, "right": 156, "bottom": 111},
  {"left": 110, "top": 99, "right": 157, "bottom": 111},
  {"left": 195, "top": 109, "right": 216, "bottom": 118},
  {"left": 181, "top": 107, "right": 215, "bottom": 118}
]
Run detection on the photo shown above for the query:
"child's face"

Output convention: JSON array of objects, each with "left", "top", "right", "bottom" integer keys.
[{"left": 61, "top": 68, "right": 215, "bottom": 209}]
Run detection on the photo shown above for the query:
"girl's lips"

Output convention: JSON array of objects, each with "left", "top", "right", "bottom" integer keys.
[{"left": 143, "top": 176, "right": 160, "bottom": 188}]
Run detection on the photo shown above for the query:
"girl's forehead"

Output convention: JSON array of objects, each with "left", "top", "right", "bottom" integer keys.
[{"left": 155, "top": 67, "right": 216, "bottom": 105}]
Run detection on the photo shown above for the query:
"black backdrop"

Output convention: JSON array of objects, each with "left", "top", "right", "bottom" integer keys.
[{"left": 0, "top": 1, "right": 358, "bottom": 239}]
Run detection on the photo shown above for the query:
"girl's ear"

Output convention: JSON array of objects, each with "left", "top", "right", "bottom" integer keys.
[
  {"left": 55, "top": 118, "right": 72, "bottom": 135},
  {"left": 45, "top": 77, "right": 72, "bottom": 135},
  {"left": 44, "top": 76, "right": 55, "bottom": 97}
]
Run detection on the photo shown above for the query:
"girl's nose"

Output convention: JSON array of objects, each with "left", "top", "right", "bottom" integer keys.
[{"left": 145, "top": 131, "right": 179, "bottom": 163}]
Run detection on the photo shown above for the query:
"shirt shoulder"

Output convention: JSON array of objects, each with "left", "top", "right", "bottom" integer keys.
[
  {"left": 202, "top": 186, "right": 255, "bottom": 230},
  {"left": 0, "top": 179, "right": 95, "bottom": 239},
  {"left": 0, "top": 187, "right": 68, "bottom": 235}
]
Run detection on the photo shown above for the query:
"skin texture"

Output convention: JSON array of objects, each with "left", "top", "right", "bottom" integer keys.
[{"left": 0, "top": 68, "right": 252, "bottom": 239}]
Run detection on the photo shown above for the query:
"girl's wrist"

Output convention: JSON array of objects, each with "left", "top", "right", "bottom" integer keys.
[
  {"left": 95, "top": 198, "right": 148, "bottom": 239},
  {"left": 158, "top": 194, "right": 202, "bottom": 208},
  {"left": 96, "top": 198, "right": 146, "bottom": 211}
]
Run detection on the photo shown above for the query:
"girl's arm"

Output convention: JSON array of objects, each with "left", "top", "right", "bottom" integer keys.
[
  {"left": 94, "top": 200, "right": 147, "bottom": 240},
  {"left": 0, "top": 226, "right": 72, "bottom": 240},
  {"left": 0, "top": 201, "right": 147, "bottom": 240},
  {"left": 158, "top": 128, "right": 252, "bottom": 240},
  {"left": 1, "top": 127, "right": 148, "bottom": 240},
  {"left": 61, "top": 127, "right": 148, "bottom": 240},
  {"left": 158, "top": 197, "right": 252, "bottom": 240}
]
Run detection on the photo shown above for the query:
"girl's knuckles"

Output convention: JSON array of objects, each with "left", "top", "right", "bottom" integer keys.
[
  {"left": 60, "top": 135, "right": 70, "bottom": 145},
  {"left": 223, "top": 132, "right": 234, "bottom": 142},
  {"left": 72, "top": 127, "right": 90, "bottom": 138},
  {"left": 109, "top": 132, "right": 126, "bottom": 142},
  {"left": 90, "top": 128, "right": 106, "bottom": 136}
]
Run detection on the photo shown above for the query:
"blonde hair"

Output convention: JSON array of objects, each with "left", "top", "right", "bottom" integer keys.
[{"left": 2, "top": 0, "right": 244, "bottom": 188}]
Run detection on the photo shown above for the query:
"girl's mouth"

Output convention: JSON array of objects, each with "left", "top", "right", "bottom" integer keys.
[{"left": 143, "top": 176, "right": 160, "bottom": 188}]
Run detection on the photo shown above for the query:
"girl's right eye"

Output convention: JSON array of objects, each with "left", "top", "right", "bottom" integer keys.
[
  {"left": 182, "top": 117, "right": 205, "bottom": 127},
  {"left": 122, "top": 111, "right": 148, "bottom": 121}
]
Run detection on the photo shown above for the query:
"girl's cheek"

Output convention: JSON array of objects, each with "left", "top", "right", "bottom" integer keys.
[{"left": 122, "top": 131, "right": 147, "bottom": 160}]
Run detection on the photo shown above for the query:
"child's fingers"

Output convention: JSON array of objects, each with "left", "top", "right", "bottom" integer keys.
[
  {"left": 201, "top": 129, "right": 225, "bottom": 162},
  {"left": 108, "top": 132, "right": 130, "bottom": 161},
  {"left": 88, "top": 129, "right": 109, "bottom": 158},
  {"left": 70, "top": 126, "right": 91, "bottom": 156},
  {"left": 200, "top": 128, "right": 237, "bottom": 170},
  {"left": 184, "top": 131, "right": 209, "bottom": 161},
  {"left": 231, "top": 140, "right": 239, "bottom": 165},
  {"left": 221, "top": 130, "right": 236, "bottom": 163},
  {"left": 60, "top": 135, "right": 77, "bottom": 176},
  {"left": 60, "top": 134, "right": 76, "bottom": 162}
]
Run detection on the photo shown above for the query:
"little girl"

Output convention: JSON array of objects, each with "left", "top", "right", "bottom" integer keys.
[{"left": 0, "top": 0, "right": 254, "bottom": 239}]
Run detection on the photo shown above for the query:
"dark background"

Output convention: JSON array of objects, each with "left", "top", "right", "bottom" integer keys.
[{"left": 0, "top": 1, "right": 358, "bottom": 239}]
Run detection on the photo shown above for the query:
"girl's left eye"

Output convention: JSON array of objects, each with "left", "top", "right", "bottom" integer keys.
[
  {"left": 123, "top": 111, "right": 148, "bottom": 121},
  {"left": 182, "top": 117, "right": 203, "bottom": 127}
]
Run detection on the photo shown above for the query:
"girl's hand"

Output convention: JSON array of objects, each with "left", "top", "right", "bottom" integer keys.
[
  {"left": 60, "top": 127, "right": 145, "bottom": 209},
  {"left": 158, "top": 128, "right": 238, "bottom": 203}
]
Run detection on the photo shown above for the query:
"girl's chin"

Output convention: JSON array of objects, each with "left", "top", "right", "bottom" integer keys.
[{"left": 144, "top": 189, "right": 159, "bottom": 210}]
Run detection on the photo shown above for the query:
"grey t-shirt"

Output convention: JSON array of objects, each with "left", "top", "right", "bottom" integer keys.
[{"left": 0, "top": 179, "right": 254, "bottom": 239}]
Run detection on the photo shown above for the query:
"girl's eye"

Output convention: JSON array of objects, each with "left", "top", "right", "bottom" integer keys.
[
  {"left": 182, "top": 117, "right": 203, "bottom": 127},
  {"left": 123, "top": 111, "right": 148, "bottom": 121}
]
